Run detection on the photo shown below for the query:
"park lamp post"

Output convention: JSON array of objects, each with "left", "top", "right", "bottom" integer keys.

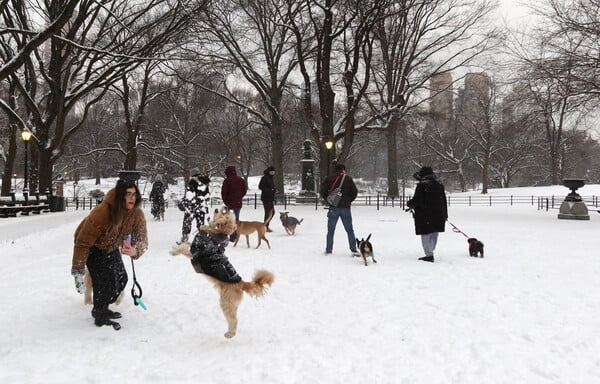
[
  {"left": 21, "top": 130, "right": 32, "bottom": 201},
  {"left": 323, "top": 135, "right": 334, "bottom": 177}
]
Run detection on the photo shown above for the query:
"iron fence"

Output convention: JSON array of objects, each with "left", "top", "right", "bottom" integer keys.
[{"left": 60, "top": 193, "right": 600, "bottom": 212}]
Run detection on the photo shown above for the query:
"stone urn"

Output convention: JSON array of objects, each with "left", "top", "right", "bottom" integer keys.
[{"left": 558, "top": 178, "right": 589, "bottom": 220}]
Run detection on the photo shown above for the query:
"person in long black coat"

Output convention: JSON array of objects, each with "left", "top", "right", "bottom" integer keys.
[
  {"left": 258, "top": 166, "right": 276, "bottom": 232},
  {"left": 149, "top": 175, "right": 166, "bottom": 221},
  {"left": 406, "top": 166, "right": 448, "bottom": 263}
]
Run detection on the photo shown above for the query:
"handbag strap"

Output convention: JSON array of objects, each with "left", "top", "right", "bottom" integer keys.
[{"left": 329, "top": 173, "right": 346, "bottom": 193}]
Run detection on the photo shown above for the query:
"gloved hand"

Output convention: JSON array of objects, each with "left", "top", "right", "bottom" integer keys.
[{"left": 71, "top": 268, "right": 85, "bottom": 294}]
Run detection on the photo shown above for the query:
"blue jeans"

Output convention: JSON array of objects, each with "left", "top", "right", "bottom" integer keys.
[{"left": 325, "top": 207, "right": 357, "bottom": 253}]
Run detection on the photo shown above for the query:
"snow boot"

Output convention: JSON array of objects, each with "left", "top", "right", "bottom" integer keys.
[
  {"left": 94, "top": 316, "right": 121, "bottom": 330},
  {"left": 418, "top": 256, "right": 434, "bottom": 263},
  {"left": 92, "top": 305, "right": 121, "bottom": 330}
]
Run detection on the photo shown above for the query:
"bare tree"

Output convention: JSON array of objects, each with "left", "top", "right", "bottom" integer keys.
[
  {"left": 528, "top": 0, "right": 600, "bottom": 97},
  {"left": 181, "top": 0, "right": 301, "bottom": 195},
  {"left": 4, "top": 0, "right": 207, "bottom": 192},
  {"left": 368, "top": 0, "right": 500, "bottom": 197},
  {"left": 289, "top": 0, "right": 390, "bottom": 179}
]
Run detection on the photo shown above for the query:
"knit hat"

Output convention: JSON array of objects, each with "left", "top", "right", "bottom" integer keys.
[
  {"left": 265, "top": 166, "right": 275, "bottom": 173},
  {"left": 198, "top": 175, "right": 211, "bottom": 185}
]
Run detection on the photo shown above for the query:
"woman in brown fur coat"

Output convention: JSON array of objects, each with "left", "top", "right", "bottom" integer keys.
[{"left": 71, "top": 179, "right": 148, "bottom": 330}]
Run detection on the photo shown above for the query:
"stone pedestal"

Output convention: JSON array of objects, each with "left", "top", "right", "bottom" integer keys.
[
  {"left": 557, "top": 178, "right": 589, "bottom": 220},
  {"left": 558, "top": 201, "right": 589, "bottom": 220},
  {"left": 297, "top": 140, "right": 317, "bottom": 204}
]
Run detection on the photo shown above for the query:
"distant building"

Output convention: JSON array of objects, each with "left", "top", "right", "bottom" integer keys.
[
  {"left": 462, "top": 72, "right": 490, "bottom": 129},
  {"left": 429, "top": 73, "right": 453, "bottom": 130}
]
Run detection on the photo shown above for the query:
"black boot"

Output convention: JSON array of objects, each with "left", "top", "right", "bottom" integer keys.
[
  {"left": 92, "top": 305, "right": 121, "bottom": 330},
  {"left": 94, "top": 316, "right": 121, "bottom": 330},
  {"left": 106, "top": 309, "right": 122, "bottom": 319},
  {"left": 418, "top": 256, "right": 434, "bottom": 263}
]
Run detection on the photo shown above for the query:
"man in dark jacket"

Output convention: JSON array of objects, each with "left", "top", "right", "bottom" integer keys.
[
  {"left": 406, "top": 166, "right": 448, "bottom": 263},
  {"left": 221, "top": 166, "right": 247, "bottom": 241},
  {"left": 258, "top": 166, "right": 276, "bottom": 232},
  {"left": 319, "top": 163, "right": 359, "bottom": 255}
]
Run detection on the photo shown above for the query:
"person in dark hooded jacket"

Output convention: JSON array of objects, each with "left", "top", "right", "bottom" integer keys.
[
  {"left": 319, "top": 163, "right": 359, "bottom": 255},
  {"left": 221, "top": 166, "right": 247, "bottom": 241},
  {"left": 406, "top": 166, "right": 448, "bottom": 263},
  {"left": 258, "top": 166, "right": 276, "bottom": 232}
]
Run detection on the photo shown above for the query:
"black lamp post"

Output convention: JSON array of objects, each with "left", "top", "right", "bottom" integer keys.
[
  {"left": 323, "top": 135, "right": 334, "bottom": 177},
  {"left": 21, "top": 130, "right": 32, "bottom": 201}
]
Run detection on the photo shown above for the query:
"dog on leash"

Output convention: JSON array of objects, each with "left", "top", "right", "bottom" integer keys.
[
  {"left": 279, "top": 211, "right": 303, "bottom": 235},
  {"left": 356, "top": 234, "right": 377, "bottom": 266},
  {"left": 468, "top": 237, "right": 484, "bottom": 258},
  {"left": 234, "top": 209, "right": 273, "bottom": 249},
  {"left": 170, "top": 207, "right": 274, "bottom": 338}
]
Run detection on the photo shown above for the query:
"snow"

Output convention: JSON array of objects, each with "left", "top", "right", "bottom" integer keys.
[{"left": 1, "top": 180, "right": 600, "bottom": 383}]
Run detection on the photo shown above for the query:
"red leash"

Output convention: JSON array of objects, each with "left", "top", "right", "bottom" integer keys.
[{"left": 447, "top": 220, "right": 469, "bottom": 239}]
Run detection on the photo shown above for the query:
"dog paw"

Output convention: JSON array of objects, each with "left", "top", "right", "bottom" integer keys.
[{"left": 224, "top": 331, "right": 236, "bottom": 338}]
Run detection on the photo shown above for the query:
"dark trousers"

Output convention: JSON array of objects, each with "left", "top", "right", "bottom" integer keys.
[
  {"left": 262, "top": 200, "right": 274, "bottom": 228},
  {"left": 229, "top": 208, "right": 241, "bottom": 241},
  {"left": 86, "top": 247, "right": 128, "bottom": 318}
]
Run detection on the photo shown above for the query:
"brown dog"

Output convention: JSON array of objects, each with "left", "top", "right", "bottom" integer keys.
[
  {"left": 279, "top": 211, "right": 303, "bottom": 235},
  {"left": 170, "top": 207, "right": 274, "bottom": 338},
  {"left": 234, "top": 209, "right": 273, "bottom": 249}
]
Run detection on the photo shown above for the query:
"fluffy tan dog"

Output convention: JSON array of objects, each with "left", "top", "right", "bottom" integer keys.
[
  {"left": 234, "top": 209, "right": 273, "bottom": 249},
  {"left": 170, "top": 207, "right": 274, "bottom": 338}
]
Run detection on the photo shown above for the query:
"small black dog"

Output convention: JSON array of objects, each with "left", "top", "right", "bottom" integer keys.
[
  {"left": 356, "top": 234, "right": 377, "bottom": 266},
  {"left": 468, "top": 238, "right": 484, "bottom": 258}
]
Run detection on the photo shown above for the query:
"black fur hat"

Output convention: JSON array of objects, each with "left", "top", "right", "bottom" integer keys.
[
  {"left": 198, "top": 175, "right": 211, "bottom": 185},
  {"left": 413, "top": 166, "right": 434, "bottom": 180}
]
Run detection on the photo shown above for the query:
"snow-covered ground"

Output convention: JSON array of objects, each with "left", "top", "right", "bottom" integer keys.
[{"left": 1, "top": 181, "right": 599, "bottom": 383}]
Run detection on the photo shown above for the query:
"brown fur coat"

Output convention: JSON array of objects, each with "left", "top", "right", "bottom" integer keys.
[{"left": 72, "top": 188, "right": 148, "bottom": 270}]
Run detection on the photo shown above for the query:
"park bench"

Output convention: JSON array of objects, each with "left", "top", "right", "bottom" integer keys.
[{"left": 0, "top": 190, "right": 51, "bottom": 218}]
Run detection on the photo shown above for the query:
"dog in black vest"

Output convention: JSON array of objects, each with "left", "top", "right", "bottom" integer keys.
[
  {"left": 468, "top": 238, "right": 484, "bottom": 258},
  {"left": 356, "top": 234, "right": 376, "bottom": 266}
]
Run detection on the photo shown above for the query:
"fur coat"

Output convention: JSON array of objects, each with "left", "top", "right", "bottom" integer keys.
[{"left": 72, "top": 188, "right": 148, "bottom": 270}]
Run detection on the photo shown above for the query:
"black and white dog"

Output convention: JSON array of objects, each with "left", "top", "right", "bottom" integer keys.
[
  {"left": 356, "top": 234, "right": 377, "bottom": 266},
  {"left": 468, "top": 238, "right": 484, "bottom": 258}
]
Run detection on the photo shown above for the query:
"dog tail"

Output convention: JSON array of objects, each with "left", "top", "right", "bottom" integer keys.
[
  {"left": 264, "top": 208, "right": 275, "bottom": 227},
  {"left": 298, "top": 218, "right": 303, "bottom": 224},
  {"left": 240, "top": 269, "right": 275, "bottom": 298}
]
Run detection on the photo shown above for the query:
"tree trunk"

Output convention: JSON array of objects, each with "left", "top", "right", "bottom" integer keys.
[
  {"left": 386, "top": 118, "right": 399, "bottom": 198},
  {"left": 271, "top": 116, "right": 284, "bottom": 197},
  {"left": 1, "top": 124, "right": 17, "bottom": 196},
  {"left": 38, "top": 148, "right": 54, "bottom": 193}
]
